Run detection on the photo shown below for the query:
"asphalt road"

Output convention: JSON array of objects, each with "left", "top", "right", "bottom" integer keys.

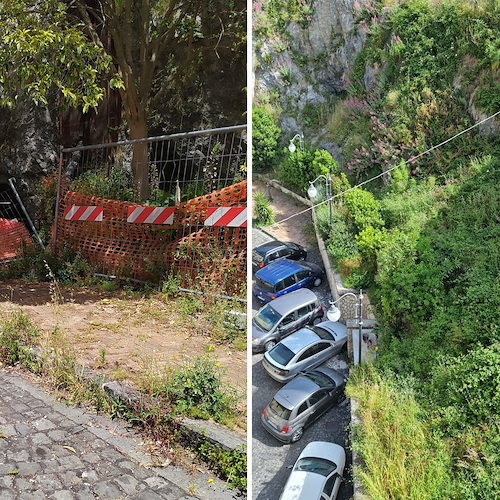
[{"left": 251, "top": 229, "right": 354, "bottom": 500}]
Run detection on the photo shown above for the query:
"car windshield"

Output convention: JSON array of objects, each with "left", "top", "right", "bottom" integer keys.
[
  {"left": 253, "top": 304, "right": 282, "bottom": 332},
  {"left": 268, "top": 343, "right": 295, "bottom": 366},
  {"left": 310, "top": 325, "right": 335, "bottom": 341},
  {"left": 297, "top": 261, "right": 311, "bottom": 271},
  {"left": 294, "top": 457, "right": 337, "bottom": 477},
  {"left": 252, "top": 250, "right": 264, "bottom": 264},
  {"left": 304, "top": 370, "right": 334, "bottom": 388},
  {"left": 268, "top": 399, "right": 291, "bottom": 419},
  {"left": 254, "top": 275, "right": 274, "bottom": 293}
]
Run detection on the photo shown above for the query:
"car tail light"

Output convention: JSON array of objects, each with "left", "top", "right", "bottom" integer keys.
[
  {"left": 252, "top": 283, "right": 255, "bottom": 289},
  {"left": 262, "top": 408, "right": 267, "bottom": 417},
  {"left": 278, "top": 369, "right": 289, "bottom": 377},
  {"left": 281, "top": 426, "right": 289, "bottom": 434},
  {"left": 271, "top": 294, "right": 277, "bottom": 300},
  {"left": 260, "top": 262, "right": 264, "bottom": 268},
  {"left": 320, "top": 305, "right": 324, "bottom": 312}
]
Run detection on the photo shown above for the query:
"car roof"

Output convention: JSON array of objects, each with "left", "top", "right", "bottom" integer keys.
[
  {"left": 298, "top": 441, "right": 346, "bottom": 464},
  {"left": 280, "top": 328, "right": 320, "bottom": 353},
  {"left": 274, "top": 375, "right": 322, "bottom": 408},
  {"left": 280, "top": 470, "right": 325, "bottom": 500},
  {"left": 255, "top": 259, "right": 302, "bottom": 282},
  {"left": 281, "top": 442, "right": 346, "bottom": 500},
  {"left": 265, "top": 289, "right": 318, "bottom": 315},
  {"left": 253, "top": 241, "right": 286, "bottom": 255}
]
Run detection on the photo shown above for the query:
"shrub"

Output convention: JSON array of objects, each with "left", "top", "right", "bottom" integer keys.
[
  {"left": 430, "top": 344, "right": 500, "bottom": 433},
  {"left": 253, "top": 190, "right": 275, "bottom": 227},
  {"left": 252, "top": 105, "right": 282, "bottom": 173},
  {"left": 324, "top": 209, "right": 359, "bottom": 262},
  {"left": 279, "top": 147, "right": 337, "bottom": 194},
  {"left": 344, "top": 187, "right": 384, "bottom": 232}
]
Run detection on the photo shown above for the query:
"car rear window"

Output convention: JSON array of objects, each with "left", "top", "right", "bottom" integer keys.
[
  {"left": 310, "top": 325, "right": 335, "bottom": 341},
  {"left": 294, "top": 457, "right": 337, "bottom": 477},
  {"left": 269, "top": 398, "right": 291, "bottom": 419},
  {"left": 252, "top": 250, "right": 264, "bottom": 264},
  {"left": 304, "top": 370, "right": 334, "bottom": 388},
  {"left": 253, "top": 304, "right": 282, "bottom": 332},
  {"left": 254, "top": 275, "right": 274, "bottom": 293},
  {"left": 268, "top": 343, "right": 295, "bottom": 366}
]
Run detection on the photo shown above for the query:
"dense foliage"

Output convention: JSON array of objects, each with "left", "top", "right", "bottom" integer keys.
[
  {"left": 254, "top": 0, "right": 500, "bottom": 497},
  {"left": 252, "top": 105, "right": 282, "bottom": 172}
]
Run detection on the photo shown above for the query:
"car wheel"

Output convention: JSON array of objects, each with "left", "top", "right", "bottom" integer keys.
[
  {"left": 291, "top": 427, "right": 304, "bottom": 443},
  {"left": 312, "top": 317, "right": 322, "bottom": 325},
  {"left": 313, "top": 277, "right": 322, "bottom": 287},
  {"left": 337, "top": 393, "right": 346, "bottom": 404},
  {"left": 264, "top": 340, "right": 276, "bottom": 352}
]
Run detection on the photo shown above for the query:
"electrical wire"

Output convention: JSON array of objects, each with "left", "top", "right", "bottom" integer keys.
[{"left": 265, "top": 108, "right": 500, "bottom": 228}]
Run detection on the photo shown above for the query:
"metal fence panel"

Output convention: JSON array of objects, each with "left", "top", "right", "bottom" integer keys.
[{"left": 53, "top": 126, "right": 247, "bottom": 295}]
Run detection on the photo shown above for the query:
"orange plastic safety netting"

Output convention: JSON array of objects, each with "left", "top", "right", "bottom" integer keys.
[
  {"left": 54, "top": 181, "right": 247, "bottom": 292},
  {"left": 0, "top": 218, "right": 33, "bottom": 261}
]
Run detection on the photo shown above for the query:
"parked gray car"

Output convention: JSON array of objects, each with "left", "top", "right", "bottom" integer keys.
[
  {"left": 252, "top": 289, "right": 324, "bottom": 353},
  {"left": 279, "top": 441, "right": 346, "bottom": 500},
  {"left": 262, "top": 321, "right": 348, "bottom": 383},
  {"left": 261, "top": 366, "right": 347, "bottom": 443}
]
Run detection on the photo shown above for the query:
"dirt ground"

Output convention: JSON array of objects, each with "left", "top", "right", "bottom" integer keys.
[
  {"left": 0, "top": 280, "right": 247, "bottom": 432},
  {"left": 252, "top": 178, "right": 316, "bottom": 249}
]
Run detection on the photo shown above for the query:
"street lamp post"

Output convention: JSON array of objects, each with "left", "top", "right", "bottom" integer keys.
[
  {"left": 288, "top": 133, "right": 304, "bottom": 153},
  {"left": 307, "top": 173, "right": 333, "bottom": 229},
  {"left": 327, "top": 289, "right": 364, "bottom": 365}
]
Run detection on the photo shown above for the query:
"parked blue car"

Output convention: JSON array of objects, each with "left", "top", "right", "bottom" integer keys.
[{"left": 252, "top": 259, "right": 324, "bottom": 304}]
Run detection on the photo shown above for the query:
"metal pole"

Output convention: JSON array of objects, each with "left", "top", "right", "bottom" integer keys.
[
  {"left": 358, "top": 289, "right": 363, "bottom": 365},
  {"left": 8, "top": 178, "right": 45, "bottom": 250},
  {"left": 327, "top": 174, "right": 332, "bottom": 229},
  {"left": 52, "top": 146, "right": 64, "bottom": 252}
]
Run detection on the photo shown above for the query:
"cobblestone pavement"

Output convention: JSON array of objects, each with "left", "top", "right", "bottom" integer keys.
[{"left": 0, "top": 368, "right": 243, "bottom": 500}]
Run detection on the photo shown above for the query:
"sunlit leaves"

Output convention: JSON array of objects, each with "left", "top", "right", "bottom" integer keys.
[{"left": 0, "top": 0, "right": 114, "bottom": 111}]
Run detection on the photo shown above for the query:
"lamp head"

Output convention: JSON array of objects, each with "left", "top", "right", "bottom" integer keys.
[
  {"left": 327, "top": 304, "right": 341, "bottom": 322},
  {"left": 288, "top": 141, "right": 296, "bottom": 153},
  {"left": 307, "top": 184, "right": 317, "bottom": 199}
]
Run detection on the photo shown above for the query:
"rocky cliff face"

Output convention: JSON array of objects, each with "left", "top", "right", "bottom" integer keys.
[{"left": 254, "top": 0, "right": 365, "bottom": 137}]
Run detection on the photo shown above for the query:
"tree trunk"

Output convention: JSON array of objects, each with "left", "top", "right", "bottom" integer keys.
[{"left": 128, "top": 115, "right": 149, "bottom": 201}]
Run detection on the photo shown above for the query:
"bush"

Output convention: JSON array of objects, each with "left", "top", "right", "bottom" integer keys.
[
  {"left": 324, "top": 209, "right": 359, "bottom": 262},
  {"left": 279, "top": 147, "right": 337, "bottom": 194},
  {"left": 344, "top": 187, "right": 384, "bottom": 232},
  {"left": 252, "top": 105, "right": 282, "bottom": 173},
  {"left": 430, "top": 344, "right": 500, "bottom": 433},
  {"left": 253, "top": 190, "right": 275, "bottom": 227}
]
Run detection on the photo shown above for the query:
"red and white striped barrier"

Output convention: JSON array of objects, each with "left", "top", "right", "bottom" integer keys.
[
  {"left": 127, "top": 206, "right": 175, "bottom": 224},
  {"left": 64, "top": 206, "right": 103, "bottom": 221},
  {"left": 204, "top": 207, "right": 247, "bottom": 227}
]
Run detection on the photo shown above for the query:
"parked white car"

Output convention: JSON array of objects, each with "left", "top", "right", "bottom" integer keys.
[{"left": 279, "top": 441, "right": 346, "bottom": 500}]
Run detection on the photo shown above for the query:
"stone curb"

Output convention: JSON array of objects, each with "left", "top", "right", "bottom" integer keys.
[
  {"left": 23, "top": 347, "right": 247, "bottom": 457},
  {"left": 100, "top": 380, "right": 247, "bottom": 454}
]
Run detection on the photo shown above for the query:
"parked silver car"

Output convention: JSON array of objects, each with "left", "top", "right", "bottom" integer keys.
[
  {"left": 261, "top": 366, "right": 347, "bottom": 443},
  {"left": 252, "top": 289, "right": 323, "bottom": 353},
  {"left": 279, "top": 441, "right": 346, "bottom": 500},
  {"left": 262, "top": 321, "right": 348, "bottom": 383}
]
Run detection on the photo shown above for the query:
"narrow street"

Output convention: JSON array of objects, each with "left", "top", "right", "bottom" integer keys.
[{"left": 251, "top": 179, "right": 354, "bottom": 500}]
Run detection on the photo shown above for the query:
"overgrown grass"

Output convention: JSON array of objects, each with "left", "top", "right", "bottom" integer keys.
[
  {"left": 0, "top": 311, "right": 247, "bottom": 492},
  {"left": 347, "top": 365, "right": 453, "bottom": 500}
]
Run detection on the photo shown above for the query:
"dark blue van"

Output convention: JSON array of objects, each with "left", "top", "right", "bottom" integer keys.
[{"left": 252, "top": 259, "right": 324, "bottom": 303}]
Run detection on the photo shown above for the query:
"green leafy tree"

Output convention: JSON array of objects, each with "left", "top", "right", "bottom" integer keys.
[{"left": 0, "top": 0, "right": 246, "bottom": 200}]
